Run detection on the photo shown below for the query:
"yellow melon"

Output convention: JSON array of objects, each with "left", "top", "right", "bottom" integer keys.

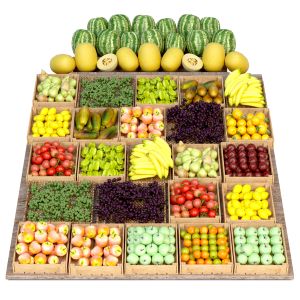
[
  {"left": 50, "top": 54, "right": 76, "bottom": 74},
  {"left": 138, "top": 43, "right": 161, "bottom": 72},
  {"left": 116, "top": 47, "right": 139, "bottom": 71},
  {"left": 75, "top": 43, "right": 97, "bottom": 72},
  {"left": 202, "top": 43, "right": 225, "bottom": 72},
  {"left": 225, "top": 51, "right": 249, "bottom": 73},
  {"left": 161, "top": 48, "right": 184, "bottom": 72}
]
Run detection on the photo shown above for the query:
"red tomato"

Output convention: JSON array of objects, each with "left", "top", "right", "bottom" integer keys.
[
  {"left": 174, "top": 188, "right": 182, "bottom": 195},
  {"left": 172, "top": 205, "right": 181, "bottom": 213},
  {"left": 173, "top": 182, "right": 181, "bottom": 189},
  {"left": 52, "top": 142, "right": 60, "bottom": 147},
  {"left": 194, "top": 189, "right": 202, "bottom": 198},
  {"left": 56, "top": 165, "right": 65, "bottom": 173},
  {"left": 200, "top": 193, "right": 210, "bottom": 202},
  {"left": 42, "top": 160, "right": 50, "bottom": 169},
  {"left": 181, "top": 180, "right": 191, "bottom": 186},
  {"left": 198, "top": 185, "right": 207, "bottom": 193},
  {"left": 190, "top": 179, "right": 199, "bottom": 186},
  {"left": 34, "top": 156, "right": 43, "bottom": 165},
  {"left": 208, "top": 210, "right": 217, "bottom": 218},
  {"left": 31, "top": 171, "right": 39, "bottom": 176},
  {"left": 67, "top": 145, "right": 75, "bottom": 153},
  {"left": 50, "top": 149, "right": 58, "bottom": 158},
  {"left": 181, "top": 185, "right": 190, "bottom": 193},
  {"left": 46, "top": 167, "right": 56, "bottom": 176},
  {"left": 35, "top": 149, "right": 42, "bottom": 155},
  {"left": 40, "top": 146, "right": 48, "bottom": 153},
  {"left": 185, "top": 191, "right": 194, "bottom": 201},
  {"left": 31, "top": 165, "right": 39, "bottom": 172},
  {"left": 208, "top": 192, "right": 216, "bottom": 201},
  {"left": 64, "top": 153, "right": 73, "bottom": 161},
  {"left": 170, "top": 195, "right": 177, "bottom": 205},
  {"left": 181, "top": 211, "right": 190, "bottom": 218},
  {"left": 42, "top": 152, "right": 51, "bottom": 160},
  {"left": 69, "top": 161, "right": 75, "bottom": 169},
  {"left": 193, "top": 198, "right": 201, "bottom": 208},
  {"left": 57, "top": 146, "right": 65, "bottom": 153},
  {"left": 57, "top": 153, "right": 65, "bottom": 161},
  {"left": 50, "top": 158, "right": 58, "bottom": 167},
  {"left": 39, "top": 169, "right": 47, "bottom": 176},
  {"left": 62, "top": 160, "right": 71, "bottom": 169},
  {"left": 184, "top": 200, "right": 193, "bottom": 210},
  {"left": 189, "top": 208, "right": 199, "bottom": 217},
  {"left": 176, "top": 195, "right": 186, "bottom": 205},
  {"left": 199, "top": 206, "right": 209, "bottom": 214},
  {"left": 64, "top": 169, "right": 72, "bottom": 176},
  {"left": 44, "top": 142, "right": 52, "bottom": 148}
]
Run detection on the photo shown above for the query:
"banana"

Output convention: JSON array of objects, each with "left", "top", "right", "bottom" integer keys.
[
  {"left": 130, "top": 162, "right": 154, "bottom": 169},
  {"left": 131, "top": 169, "right": 157, "bottom": 176},
  {"left": 225, "top": 73, "right": 249, "bottom": 96},
  {"left": 163, "top": 167, "right": 169, "bottom": 178},
  {"left": 239, "top": 102, "right": 265, "bottom": 108},
  {"left": 149, "top": 150, "right": 168, "bottom": 169},
  {"left": 225, "top": 69, "right": 241, "bottom": 88},
  {"left": 234, "top": 83, "right": 248, "bottom": 107},
  {"left": 153, "top": 136, "right": 171, "bottom": 156},
  {"left": 131, "top": 152, "right": 147, "bottom": 159},
  {"left": 240, "top": 97, "right": 265, "bottom": 103},
  {"left": 130, "top": 174, "right": 156, "bottom": 180},
  {"left": 148, "top": 153, "right": 163, "bottom": 179}
]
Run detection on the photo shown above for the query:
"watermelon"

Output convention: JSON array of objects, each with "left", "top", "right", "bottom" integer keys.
[
  {"left": 165, "top": 32, "right": 186, "bottom": 52},
  {"left": 96, "top": 29, "right": 120, "bottom": 55},
  {"left": 177, "top": 14, "right": 201, "bottom": 39},
  {"left": 200, "top": 17, "right": 220, "bottom": 41},
  {"left": 87, "top": 17, "right": 108, "bottom": 36},
  {"left": 140, "top": 29, "right": 164, "bottom": 53},
  {"left": 156, "top": 18, "right": 176, "bottom": 40},
  {"left": 71, "top": 29, "right": 96, "bottom": 53},
  {"left": 120, "top": 32, "right": 140, "bottom": 53},
  {"left": 108, "top": 14, "right": 131, "bottom": 34},
  {"left": 186, "top": 30, "right": 209, "bottom": 56},
  {"left": 132, "top": 15, "right": 156, "bottom": 37},
  {"left": 212, "top": 29, "right": 236, "bottom": 54}
]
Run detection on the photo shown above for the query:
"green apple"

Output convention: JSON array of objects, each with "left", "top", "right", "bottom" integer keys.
[
  {"left": 127, "top": 253, "right": 139, "bottom": 265},
  {"left": 169, "top": 236, "right": 176, "bottom": 245},
  {"left": 139, "top": 254, "right": 151, "bottom": 265},
  {"left": 158, "top": 244, "right": 170, "bottom": 256},
  {"left": 257, "top": 227, "right": 269, "bottom": 236},
  {"left": 272, "top": 244, "right": 284, "bottom": 255},
  {"left": 258, "top": 234, "right": 270, "bottom": 244},
  {"left": 242, "top": 244, "right": 253, "bottom": 256},
  {"left": 252, "top": 245, "right": 259, "bottom": 254},
  {"left": 209, "top": 245, "right": 217, "bottom": 252},
  {"left": 127, "top": 236, "right": 134, "bottom": 244},
  {"left": 193, "top": 245, "right": 201, "bottom": 251},
  {"left": 180, "top": 230, "right": 187, "bottom": 239},
  {"left": 237, "top": 253, "right": 248, "bottom": 264},
  {"left": 248, "top": 253, "right": 260, "bottom": 265},
  {"left": 235, "top": 244, "right": 244, "bottom": 255},
  {"left": 259, "top": 243, "right": 272, "bottom": 254},
  {"left": 159, "top": 227, "right": 169, "bottom": 236},
  {"left": 235, "top": 236, "right": 246, "bottom": 245},
  {"left": 213, "top": 258, "right": 222, "bottom": 264},
  {"left": 208, "top": 234, "right": 216, "bottom": 239},
  {"left": 127, "top": 227, "right": 135, "bottom": 236},
  {"left": 163, "top": 236, "right": 170, "bottom": 244},
  {"left": 168, "top": 244, "right": 176, "bottom": 254},
  {"left": 247, "top": 236, "right": 258, "bottom": 245},
  {"left": 140, "top": 233, "right": 152, "bottom": 245},
  {"left": 217, "top": 233, "right": 225, "bottom": 239},
  {"left": 127, "top": 244, "right": 136, "bottom": 254},
  {"left": 146, "top": 243, "right": 158, "bottom": 256},
  {"left": 269, "top": 227, "right": 281, "bottom": 237},
  {"left": 184, "top": 233, "right": 192, "bottom": 240},
  {"left": 134, "top": 244, "right": 146, "bottom": 256},
  {"left": 209, "top": 239, "right": 217, "bottom": 245},
  {"left": 153, "top": 233, "right": 164, "bottom": 245},
  {"left": 164, "top": 254, "right": 175, "bottom": 265},
  {"left": 234, "top": 227, "right": 246, "bottom": 236},
  {"left": 245, "top": 227, "right": 257, "bottom": 237},
  {"left": 181, "top": 247, "right": 189, "bottom": 254},
  {"left": 132, "top": 236, "right": 141, "bottom": 245},
  {"left": 168, "top": 226, "right": 176, "bottom": 236},
  {"left": 261, "top": 253, "right": 273, "bottom": 265},
  {"left": 201, "top": 233, "right": 208, "bottom": 239},
  {"left": 201, "top": 245, "right": 209, "bottom": 252},
  {"left": 210, "top": 251, "right": 218, "bottom": 259},
  {"left": 146, "top": 226, "right": 158, "bottom": 235},
  {"left": 273, "top": 253, "right": 285, "bottom": 265},
  {"left": 152, "top": 253, "right": 164, "bottom": 265},
  {"left": 192, "top": 233, "right": 200, "bottom": 239},
  {"left": 134, "top": 226, "right": 145, "bottom": 235},
  {"left": 270, "top": 236, "right": 282, "bottom": 245}
]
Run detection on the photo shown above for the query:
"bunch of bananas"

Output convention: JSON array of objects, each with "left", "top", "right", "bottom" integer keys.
[
  {"left": 129, "top": 137, "right": 173, "bottom": 180},
  {"left": 225, "top": 70, "right": 265, "bottom": 108}
]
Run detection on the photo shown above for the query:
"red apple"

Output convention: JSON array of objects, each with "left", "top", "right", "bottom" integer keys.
[
  {"left": 34, "top": 253, "right": 47, "bottom": 264},
  {"left": 42, "top": 241, "right": 54, "bottom": 255},
  {"left": 48, "top": 255, "right": 59, "bottom": 264},
  {"left": 35, "top": 229, "right": 47, "bottom": 243},
  {"left": 15, "top": 243, "right": 28, "bottom": 255},
  {"left": 18, "top": 253, "right": 32, "bottom": 264},
  {"left": 55, "top": 244, "right": 67, "bottom": 257},
  {"left": 29, "top": 241, "right": 42, "bottom": 255},
  {"left": 70, "top": 247, "right": 83, "bottom": 260}
]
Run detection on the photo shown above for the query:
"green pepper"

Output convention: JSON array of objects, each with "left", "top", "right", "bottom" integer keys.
[
  {"left": 88, "top": 142, "right": 96, "bottom": 148},
  {"left": 81, "top": 146, "right": 89, "bottom": 158}
]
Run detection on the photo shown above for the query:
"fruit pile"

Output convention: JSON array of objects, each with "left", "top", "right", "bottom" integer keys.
[
  {"left": 233, "top": 226, "right": 286, "bottom": 265},
  {"left": 225, "top": 184, "right": 272, "bottom": 221},
  {"left": 170, "top": 180, "right": 218, "bottom": 219},
  {"left": 31, "top": 107, "right": 71, "bottom": 138},
  {"left": 30, "top": 142, "right": 76, "bottom": 177},
  {"left": 80, "top": 142, "right": 125, "bottom": 177},
  {"left": 129, "top": 137, "right": 173, "bottom": 180},
  {"left": 74, "top": 107, "right": 118, "bottom": 140},
  {"left": 226, "top": 108, "right": 271, "bottom": 140},
  {"left": 180, "top": 225, "right": 231, "bottom": 265},
  {"left": 174, "top": 143, "right": 219, "bottom": 178},
  {"left": 70, "top": 225, "right": 122, "bottom": 267},
  {"left": 181, "top": 79, "right": 223, "bottom": 105},
  {"left": 225, "top": 70, "right": 265, "bottom": 107},
  {"left": 36, "top": 72, "right": 77, "bottom": 103},
  {"left": 136, "top": 76, "right": 178, "bottom": 105},
  {"left": 223, "top": 143, "right": 272, "bottom": 177},
  {"left": 16, "top": 221, "right": 69, "bottom": 265},
  {"left": 126, "top": 226, "right": 176, "bottom": 266},
  {"left": 120, "top": 107, "right": 165, "bottom": 139}
]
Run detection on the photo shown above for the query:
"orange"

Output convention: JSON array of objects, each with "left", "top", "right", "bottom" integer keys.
[
  {"left": 183, "top": 239, "right": 192, "bottom": 247},
  {"left": 193, "top": 250, "right": 201, "bottom": 259},
  {"left": 181, "top": 254, "right": 189, "bottom": 262},
  {"left": 246, "top": 113, "right": 254, "bottom": 121},
  {"left": 222, "top": 258, "right": 230, "bottom": 264},
  {"left": 199, "top": 226, "right": 208, "bottom": 234},
  {"left": 192, "top": 238, "right": 201, "bottom": 246},
  {"left": 232, "top": 108, "right": 243, "bottom": 120},
  {"left": 218, "top": 250, "right": 228, "bottom": 260},
  {"left": 242, "top": 133, "right": 251, "bottom": 140},
  {"left": 237, "top": 119, "right": 246, "bottom": 127},
  {"left": 251, "top": 116, "right": 260, "bottom": 126},
  {"left": 217, "top": 238, "right": 227, "bottom": 246},
  {"left": 196, "top": 258, "right": 205, "bottom": 265},
  {"left": 247, "top": 120, "right": 253, "bottom": 127},
  {"left": 200, "top": 239, "right": 208, "bottom": 246},
  {"left": 237, "top": 126, "right": 247, "bottom": 135},
  {"left": 188, "top": 247, "right": 193, "bottom": 253},
  {"left": 209, "top": 226, "right": 218, "bottom": 235},
  {"left": 227, "top": 118, "right": 237, "bottom": 127},
  {"left": 201, "top": 251, "right": 209, "bottom": 259},
  {"left": 225, "top": 246, "right": 230, "bottom": 253},
  {"left": 227, "top": 126, "right": 237, "bottom": 136},
  {"left": 251, "top": 133, "right": 262, "bottom": 140},
  {"left": 204, "top": 258, "right": 213, "bottom": 264},
  {"left": 187, "top": 226, "right": 195, "bottom": 234},
  {"left": 247, "top": 125, "right": 256, "bottom": 135},
  {"left": 187, "top": 260, "right": 196, "bottom": 265},
  {"left": 232, "top": 134, "right": 241, "bottom": 140}
]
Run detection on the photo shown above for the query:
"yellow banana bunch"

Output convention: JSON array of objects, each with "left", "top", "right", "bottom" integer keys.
[
  {"left": 129, "top": 136, "right": 173, "bottom": 180},
  {"left": 225, "top": 70, "right": 266, "bottom": 108}
]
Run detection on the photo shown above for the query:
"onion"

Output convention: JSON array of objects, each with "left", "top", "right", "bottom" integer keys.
[
  {"left": 175, "top": 141, "right": 186, "bottom": 153},
  {"left": 176, "top": 168, "right": 188, "bottom": 178}
]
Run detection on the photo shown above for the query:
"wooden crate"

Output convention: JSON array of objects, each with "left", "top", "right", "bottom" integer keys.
[
  {"left": 72, "top": 108, "right": 119, "bottom": 143},
  {"left": 69, "top": 223, "right": 124, "bottom": 276},
  {"left": 222, "top": 182, "right": 276, "bottom": 224},
  {"left": 168, "top": 179, "right": 221, "bottom": 224},
  {"left": 224, "top": 107, "right": 274, "bottom": 146},
  {"left": 178, "top": 223, "right": 234, "bottom": 275},
  {"left": 124, "top": 223, "right": 178, "bottom": 275},
  {"left": 27, "top": 106, "right": 74, "bottom": 143},
  {"left": 172, "top": 143, "right": 222, "bottom": 182},
  {"left": 179, "top": 75, "right": 224, "bottom": 106},
  {"left": 12, "top": 221, "right": 71, "bottom": 274},
  {"left": 231, "top": 223, "right": 289, "bottom": 275},
  {"left": 77, "top": 141, "right": 126, "bottom": 183},
  {"left": 26, "top": 141, "right": 79, "bottom": 183},
  {"left": 119, "top": 105, "right": 167, "bottom": 145},
  {"left": 135, "top": 75, "right": 179, "bottom": 108},
  {"left": 220, "top": 141, "right": 274, "bottom": 184}
]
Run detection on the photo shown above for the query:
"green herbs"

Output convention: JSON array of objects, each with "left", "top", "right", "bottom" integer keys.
[
  {"left": 27, "top": 182, "right": 93, "bottom": 222},
  {"left": 80, "top": 142, "right": 125, "bottom": 176},
  {"left": 137, "top": 76, "right": 178, "bottom": 104},
  {"left": 79, "top": 77, "right": 134, "bottom": 107}
]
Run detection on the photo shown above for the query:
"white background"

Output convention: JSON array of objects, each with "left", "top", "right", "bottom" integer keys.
[{"left": 0, "top": 0, "right": 299, "bottom": 298}]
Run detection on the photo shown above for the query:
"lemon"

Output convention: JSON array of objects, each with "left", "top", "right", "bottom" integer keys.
[
  {"left": 51, "top": 133, "right": 59, "bottom": 137},
  {"left": 61, "top": 110, "right": 69, "bottom": 115},
  {"left": 241, "top": 215, "right": 250, "bottom": 220},
  {"left": 40, "top": 108, "right": 49, "bottom": 115},
  {"left": 235, "top": 207, "right": 246, "bottom": 217},
  {"left": 261, "top": 191, "right": 269, "bottom": 200},
  {"left": 64, "top": 128, "right": 70, "bottom": 135},
  {"left": 243, "top": 199, "right": 251, "bottom": 208},
  {"left": 38, "top": 127, "right": 46, "bottom": 135},
  {"left": 258, "top": 209, "right": 269, "bottom": 220},
  {"left": 48, "top": 115, "right": 56, "bottom": 121},
  {"left": 233, "top": 184, "right": 243, "bottom": 194},
  {"left": 251, "top": 216, "right": 261, "bottom": 220},
  {"left": 63, "top": 114, "right": 71, "bottom": 121},
  {"left": 255, "top": 186, "right": 265, "bottom": 193},
  {"left": 252, "top": 192, "right": 262, "bottom": 201},
  {"left": 45, "top": 115, "right": 49, "bottom": 121},
  {"left": 243, "top": 192, "right": 252, "bottom": 201},
  {"left": 232, "top": 199, "right": 241, "bottom": 209},
  {"left": 232, "top": 108, "right": 243, "bottom": 120},
  {"left": 32, "top": 133, "right": 40, "bottom": 137},
  {"left": 231, "top": 193, "right": 240, "bottom": 201},
  {"left": 32, "top": 122, "right": 38, "bottom": 127},
  {"left": 36, "top": 121, "right": 44, "bottom": 128},
  {"left": 230, "top": 215, "right": 238, "bottom": 221},
  {"left": 247, "top": 113, "right": 254, "bottom": 120},
  {"left": 63, "top": 121, "right": 69, "bottom": 128},
  {"left": 43, "top": 133, "right": 50, "bottom": 137},
  {"left": 227, "top": 207, "right": 236, "bottom": 216},
  {"left": 51, "top": 122, "right": 59, "bottom": 129},
  {"left": 249, "top": 200, "right": 260, "bottom": 211},
  {"left": 46, "top": 128, "right": 54, "bottom": 134},
  {"left": 57, "top": 128, "right": 66, "bottom": 137},
  {"left": 227, "top": 201, "right": 232, "bottom": 208},
  {"left": 239, "top": 193, "right": 244, "bottom": 200},
  {"left": 227, "top": 126, "right": 237, "bottom": 136},
  {"left": 261, "top": 200, "right": 269, "bottom": 209},
  {"left": 245, "top": 208, "right": 255, "bottom": 217},
  {"left": 33, "top": 115, "right": 39, "bottom": 121},
  {"left": 227, "top": 118, "right": 236, "bottom": 127},
  {"left": 262, "top": 134, "right": 270, "bottom": 140},
  {"left": 48, "top": 108, "right": 57, "bottom": 115},
  {"left": 36, "top": 115, "right": 45, "bottom": 122},
  {"left": 242, "top": 184, "right": 251, "bottom": 194},
  {"left": 57, "top": 121, "right": 63, "bottom": 128},
  {"left": 226, "top": 192, "right": 233, "bottom": 200},
  {"left": 265, "top": 208, "right": 272, "bottom": 216},
  {"left": 32, "top": 127, "right": 39, "bottom": 134},
  {"left": 55, "top": 114, "right": 64, "bottom": 122}
]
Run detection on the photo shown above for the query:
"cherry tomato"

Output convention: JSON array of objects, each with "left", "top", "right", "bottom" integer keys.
[
  {"left": 190, "top": 179, "right": 199, "bottom": 186},
  {"left": 46, "top": 167, "right": 56, "bottom": 176},
  {"left": 64, "top": 169, "right": 72, "bottom": 176},
  {"left": 176, "top": 195, "right": 186, "bottom": 205},
  {"left": 170, "top": 195, "right": 177, "bottom": 205},
  {"left": 56, "top": 165, "right": 65, "bottom": 173},
  {"left": 185, "top": 191, "right": 194, "bottom": 201},
  {"left": 199, "top": 206, "right": 209, "bottom": 214},
  {"left": 189, "top": 208, "right": 199, "bottom": 217},
  {"left": 42, "top": 152, "right": 51, "bottom": 160},
  {"left": 208, "top": 210, "right": 217, "bottom": 218}
]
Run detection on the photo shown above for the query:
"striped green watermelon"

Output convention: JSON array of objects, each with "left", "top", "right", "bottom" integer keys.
[
  {"left": 213, "top": 29, "right": 236, "bottom": 54},
  {"left": 87, "top": 17, "right": 108, "bottom": 36},
  {"left": 120, "top": 32, "right": 140, "bottom": 53},
  {"left": 96, "top": 29, "right": 120, "bottom": 55},
  {"left": 140, "top": 29, "right": 164, "bottom": 53},
  {"left": 177, "top": 14, "right": 201, "bottom": 39},
  {"left": 156, "top": 18, "right": 176, "bottom": 40},
  {"left": 186, "top": 30, "right": 209, "bottom": 56},
  {"left": 108, "top": 14, "right": 131, "bottom": 34},
  {"left": 132, "top": 15, "right": 156, "bottom": 37},
  {"left": 72, "top": 29, "right": 96, "bottom": 53},
  {"left": 165, "top": 32, "right": 186, "bottom": 52},
  {"left": 200, "top": 17, "right": 220, "bottom": 41}
]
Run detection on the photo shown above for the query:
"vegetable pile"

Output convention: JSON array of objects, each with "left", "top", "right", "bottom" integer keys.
[
  {"left": 136, "top": 76, "right": 178, "bottom": 105},
  {"left": 170, "top": 180, "right": 218, "bottom": 219},
  {"left": 16, "top": 221, "right": 69, "bottom": 265},
  {"left": 80, "top": 142, "right": 125, "bottom": 176},
  {"left": 174, "top": 142, "right": 219, "bottom": 178},
  {"left": 27, "top": 182, "right": 93, "bottom": 222},
  {"left": 79, "top": 77, "right": 134, "bottom": 107},
  {"left": 70, "top": 225, "right": 122, "bottom": 267},
  {"left": 30, "top": 142, "right": 76, "bottom": 177},
  {"left": 93, "top": 179, "right": 166, "bottom": 223},
  {"left": 167, "top": 102, "right": 224, "bottom": 143}
]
